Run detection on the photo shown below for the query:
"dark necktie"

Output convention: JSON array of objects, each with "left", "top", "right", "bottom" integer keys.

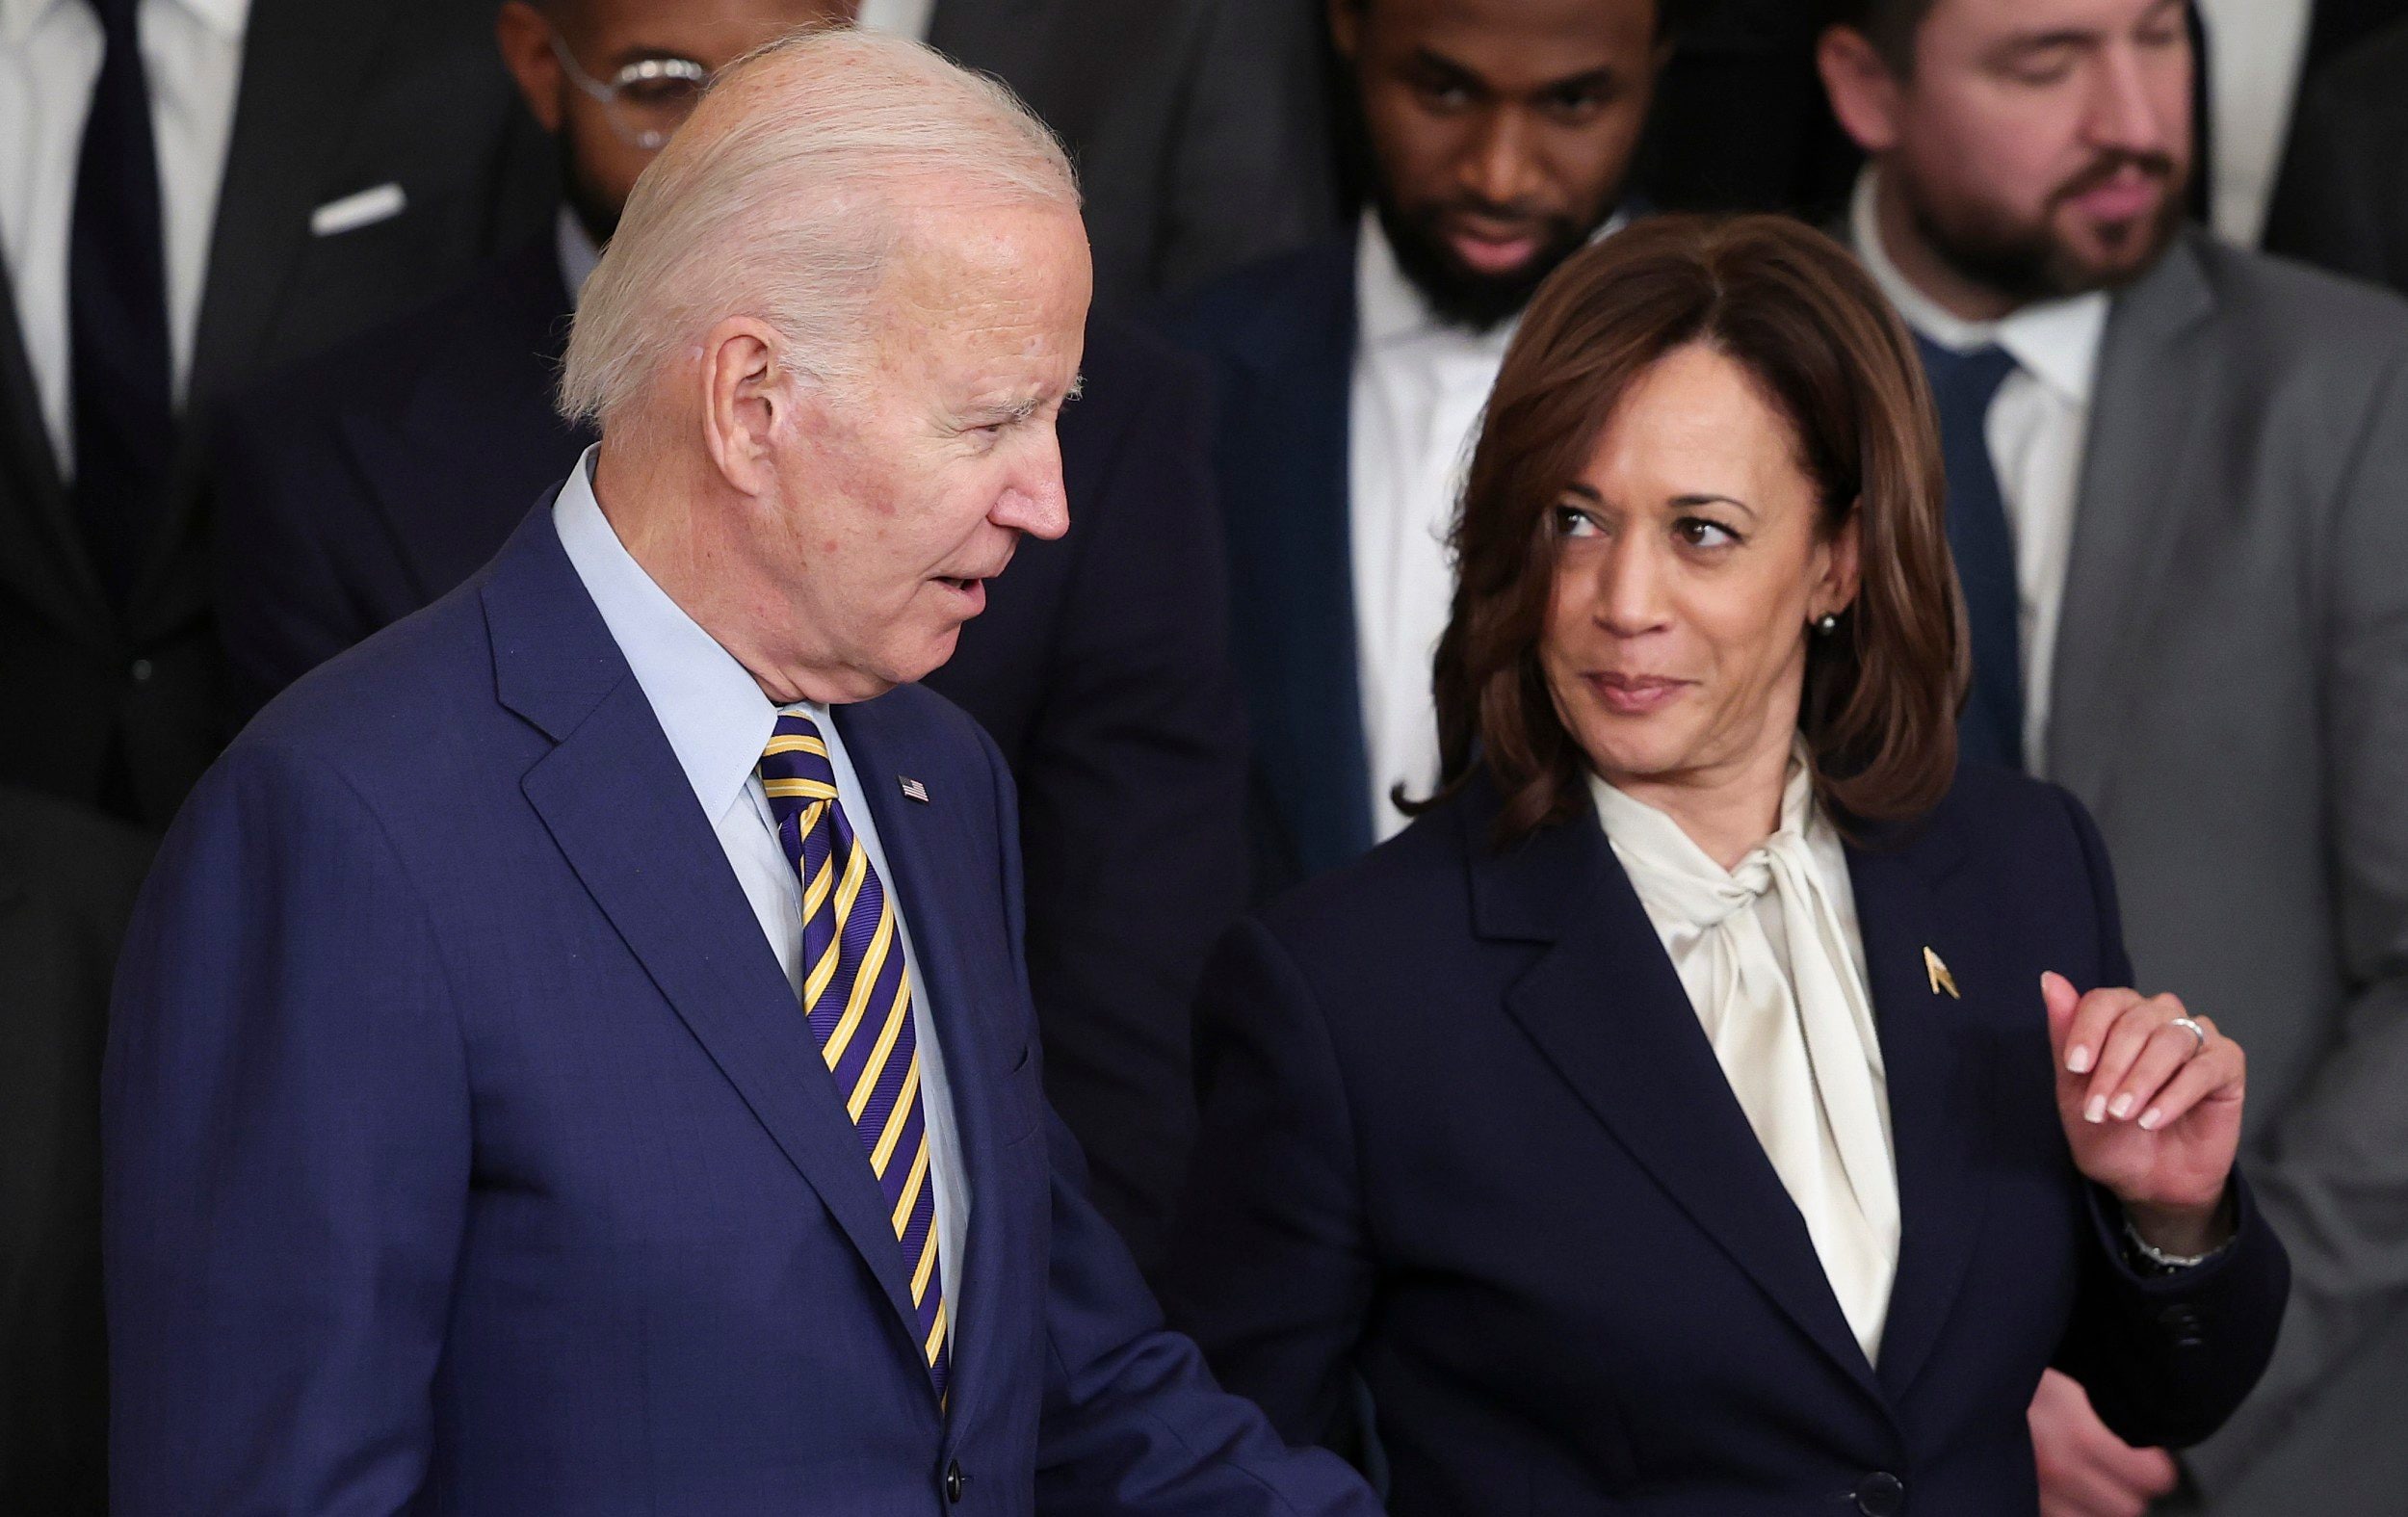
[
  {"left": 69, "top": 0, "right": 176, "bottom": 607},
  {"left": 1913, "top": 335, "right": 2025, "bottom": 772}
]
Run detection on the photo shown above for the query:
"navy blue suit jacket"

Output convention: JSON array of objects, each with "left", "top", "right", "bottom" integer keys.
[
  {"left": 1162, "top": 765, "right": 2289, "bottom": 1516},
  {"left": 1164, "top": 241, "right": 1365, "bottom": 893},
  {"left": 104, "top": 506, "right": 1375, "bottom": 1515},
  {"left": 205, "top": 236, "right": 1250, "bottom": 1273}
]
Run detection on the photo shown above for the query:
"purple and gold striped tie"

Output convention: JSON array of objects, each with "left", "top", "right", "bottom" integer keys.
[{"left": 759, "top": 712, "right": 949, "bottom": 1396}]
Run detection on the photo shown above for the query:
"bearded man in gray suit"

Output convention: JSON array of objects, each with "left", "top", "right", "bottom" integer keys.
[{"left": 1816, "top": 1, "right": 2408, "bottom": 1514}]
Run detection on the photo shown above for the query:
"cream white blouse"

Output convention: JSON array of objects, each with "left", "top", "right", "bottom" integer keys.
[{"left": 1589, "top": 757, "right": 1901, "bottom": 1362}]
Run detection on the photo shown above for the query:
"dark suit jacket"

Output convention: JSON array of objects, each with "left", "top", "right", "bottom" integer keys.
[
  {"left": 1162, "top": 765, "right": 2290, "bottom": 1517},
  {"left": 0, "top": 789, "right": 150, "bottom": 1515},
  {"left": 1165, "top": 240, "right": 1366, "bottom": 893},
  {"left": 2264, "top": 17, "right": 2408, "bottom": 293},
  {"left": 209, "top": 239, "right": 1250, "bottom": 1272},
  {"left": 930, "top": 0, "right": 1340, "bottom": 308},
  {"left": 105, "top": 503, "right": 1375, "bottom": 1515},
  {"left": 0, "top": 0, "right": 553, "bottom": 829}
]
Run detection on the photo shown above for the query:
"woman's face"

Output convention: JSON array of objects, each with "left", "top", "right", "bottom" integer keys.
[{"left": 1540, "top": 342, "right": 1860, "bottom": 798}]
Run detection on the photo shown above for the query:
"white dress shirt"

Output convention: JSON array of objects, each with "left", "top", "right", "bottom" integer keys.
[
  {"left": 854, "top": 0, "right": 936, "bottom": 42},
  {"left": 1348, "top": 209, "right": 1626, "bottom": 839},
  {"left": 0, "top": 0, "right": 249, "bottom": 471},
  {"left": 2197, "top": 0, "right": 2314, "bottom": 248},
  {"left": 1852, "top": 170, "right": 2107, "bottom": 773},
  {"left": 552, "top": 446, "right": 972, "bottom": 1310},
  {"left": 1592, "top": 756, "right": 1899, "bottom": 1361}
]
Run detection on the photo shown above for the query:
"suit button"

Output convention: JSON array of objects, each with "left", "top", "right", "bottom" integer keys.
[
  {"left": 1855, "top": 1471, "right": 1905, "bottom": 1516},
  {"left": 944, "top": 1459, "right": 965, "bottom": 1503},
  {"left": 129, "top": 658, "right": 154, "bottom": 683}
]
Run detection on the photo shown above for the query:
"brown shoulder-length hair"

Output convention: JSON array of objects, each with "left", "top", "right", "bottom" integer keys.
[{"left": 1407, "top": 212, "right": 1966, "bottom": 846}]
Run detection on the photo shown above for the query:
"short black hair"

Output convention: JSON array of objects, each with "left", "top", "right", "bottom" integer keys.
[{"left": 1822, "top": 0, "right": 1936, "bottom": 72}]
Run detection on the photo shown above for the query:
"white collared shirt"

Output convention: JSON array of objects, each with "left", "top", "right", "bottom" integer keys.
[
  {"left": 552, "top": 446, "right": 971, "bottom": 1312},
  {"left": 0, "top": 0, "right": 249, "bottom": 472},
  {"left": 1851, "top": 170, "right": 2107, "bottom": 773},
  {"left": 853, "top": 0, "right": 936, "bottom": 42},
  {"left": 1348, "top": 208, "right": 1627, "bottom": 840}
]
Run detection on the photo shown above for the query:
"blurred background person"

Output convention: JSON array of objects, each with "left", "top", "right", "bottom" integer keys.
[
  {"left": 0, "top": 787, "right": 149, "bottom": 1515},
  {"left": 209, "top": 0, "right": 1250, "bottom": 1275},
  {"left": 1168, "top": 0, "right": 1662, "bottom": 894},
  {"left": 856, "top": 0, "right": 1342, "bottom": 307},
  {"left": 1164, "top": 214, "right": 2288, "bottom": 1516},
  {"left": 2262, "top": 16, "right": 2408, "bottom": 295},
  {"left": 1819, "top": 1, "right": 2408, "bottom": 1511},
  {"left": 2193, "top": 0, "right": 2408, "bottom": 248},
  {"left": 0, "top": 0, "right": 555, "bottom": 830}
]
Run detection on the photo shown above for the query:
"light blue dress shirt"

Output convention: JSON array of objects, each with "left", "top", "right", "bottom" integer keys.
[{"left": 552, "top": 445, "right": 971, "bottom": 1299}]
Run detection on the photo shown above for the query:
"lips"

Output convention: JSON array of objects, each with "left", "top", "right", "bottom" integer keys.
[
  {"left": 1584, "top": 671, "right": 1690, "bottom": 717},
  {"left": 1449, "top": 224, "right": 1543, "bottom": 276}
]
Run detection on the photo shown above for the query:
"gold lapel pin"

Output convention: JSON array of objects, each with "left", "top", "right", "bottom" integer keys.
[{"left": 1924, "top": 946, "right": 1959, "bottom": 1000}]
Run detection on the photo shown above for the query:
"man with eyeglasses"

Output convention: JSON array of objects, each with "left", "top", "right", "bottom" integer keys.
[{"left": 209, "top": 0, "right": 1252, "bottom": 1295}]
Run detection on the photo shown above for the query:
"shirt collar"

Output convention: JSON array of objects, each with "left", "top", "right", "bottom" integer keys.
[
  {"left": 1849, "top": 167, "right": 2107, "bottom": 406},
  {"left": 556, "top": 207, "right": 603, "bottom": 306},
  {"left": 1355, "top": 204, "right": 1631, "bottom": 353},
  {"left": 4, "top": 0, "right": 249, "bottom": 42},
  {"left": 551, "top": 444, "right": 791, "bottom": 819}
]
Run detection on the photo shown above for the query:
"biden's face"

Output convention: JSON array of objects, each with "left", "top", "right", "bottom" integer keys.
[{"left": 753, "top": 200, "right": 1090, "bottom": 700}]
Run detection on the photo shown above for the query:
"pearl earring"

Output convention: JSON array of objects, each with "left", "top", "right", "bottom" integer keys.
[{"left": 1815, "top": 613, "right": 1840, "bottom": 635}]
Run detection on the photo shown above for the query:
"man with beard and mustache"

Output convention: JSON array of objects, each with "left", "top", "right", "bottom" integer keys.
[
  {"left": 1819, "top": 3, "right": 2408, "bottom": 1515},
  {"left": 206, "top": 0, "right": 1257, "bottom": 1281},
  {"left": 1167, "top": 0, "right": 1663, "bottom": 893}
]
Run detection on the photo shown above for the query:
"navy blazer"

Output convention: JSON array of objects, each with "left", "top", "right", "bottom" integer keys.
[
  {"left": 104, "top": 506, "right": 1375, "bottom": 1515},
  {"left": 1165, "top": 240, "right": 1366, "bottom": 892},
  {"left": 1162, "top": 765, "right": 2289, "bottom": 1517},
  {"left": 205, "top": 235, "right": 1250, "bottom": 1273}
]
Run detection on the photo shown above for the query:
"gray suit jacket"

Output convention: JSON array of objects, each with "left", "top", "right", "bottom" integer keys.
[
  {"left": 0, "top": 0, "right": 553, "bottom": 827},
  {"left": 2047, "top": 229, "right": 2408, "bottom": 1515},
  {"left": 929, "top": 0, "right": 1340, "bottom": 310}
]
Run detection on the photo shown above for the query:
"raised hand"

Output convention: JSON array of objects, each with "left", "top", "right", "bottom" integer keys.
[{"left": 2040, "top": 972, "right": 2246, "bottom": 1251}]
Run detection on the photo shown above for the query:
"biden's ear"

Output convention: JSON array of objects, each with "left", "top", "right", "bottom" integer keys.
[{"left": 699, "top": 316, "right": 789, "bottom": 498}]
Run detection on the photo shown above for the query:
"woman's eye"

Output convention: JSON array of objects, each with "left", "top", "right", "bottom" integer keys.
[
  {"left": 1554, "top": 506, "right": 1601, "bottom": 538},
  {"left": 1674, "top": 516, "right": 1739, "bottom": 549}
]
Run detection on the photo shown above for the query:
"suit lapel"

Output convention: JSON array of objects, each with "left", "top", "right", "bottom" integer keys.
[
  {"left": 1219, "top": 243, "right": 1370, "bottom": 876},
  {"left": 186, "top": 0, "right": 392, "bottom": 412},
  {"left": 1479, "top": 789, "right": 1883, "bottom": 1400},
  {"left": 487, "top": 513, "right": 935, "bottom": 1373},
  {"left": 2045, "top": 236, "right": 2218, "bottom": 802},
  {"left": 0, "top": 256, "right": 109, "bottom": 639},
  {"left": 1843, "top": 823, "right": 1994, "bottom": 1400},
  {"left": 834, "top": 703, "right": 1026, "bottom": 1425},
  {"left": 926, "top": 0, "right": 1044, "bottom": 73}
]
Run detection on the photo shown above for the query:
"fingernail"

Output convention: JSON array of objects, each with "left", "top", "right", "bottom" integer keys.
[
  {"left": 2109, "top": 1092, "right": 2135, "bottom": 1120},
  {"left": 2084, "top": 1094, "right": 2107, "bottom": 1123},
  {"left": 2068, "top": 1046, "right": 2093, "bottom": 1074},
  {"left": 2138, "top": 1108, "right": 2163, "bottom": 1131}
]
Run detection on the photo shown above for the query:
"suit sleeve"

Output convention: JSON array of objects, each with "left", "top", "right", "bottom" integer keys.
[
  {"left": 104, "top": 743, "right": 469, "bottom": 1515},
  {"left": 962, "top": 732, "right": 1373, "bottom": 1516},
  {"left": 2182, "top": 343, "right": 2408, "bottom": 1490},
  {"left": 1156, "top": 918, "right": 1378, "bottom": 1457},
  {"left": 2047, "top": 790, "right": 2291, "bottom": 1452},
  {"left": 1012, "top": 342, "right": 1251, "bottom": 1278},
  {"left": 206, "top": 400, "right": 380, "bottom": 723}
]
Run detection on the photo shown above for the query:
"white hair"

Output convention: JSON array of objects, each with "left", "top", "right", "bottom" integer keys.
[{"left": 558, "top": 26, "right": 1079, "bottom": 431}]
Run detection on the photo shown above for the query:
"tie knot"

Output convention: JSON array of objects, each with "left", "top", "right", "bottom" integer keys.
[
  {"left": 1915, "top": 335, "right": 2018, "bottom": 413},
  {"left": 759, "top": 713, "right": 838, "bottom": 810},
  {"left": 85, "top": 0, "right": 141, "bottom": 38}
]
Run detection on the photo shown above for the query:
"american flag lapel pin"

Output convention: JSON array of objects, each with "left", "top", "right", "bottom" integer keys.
[{"left": 899, "top": 775, "right": 930, "bottom": 804}]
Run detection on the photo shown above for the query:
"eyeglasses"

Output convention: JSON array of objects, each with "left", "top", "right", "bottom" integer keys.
[{"left": 547, "top": 31, "right": 710, "bottom": 152}]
